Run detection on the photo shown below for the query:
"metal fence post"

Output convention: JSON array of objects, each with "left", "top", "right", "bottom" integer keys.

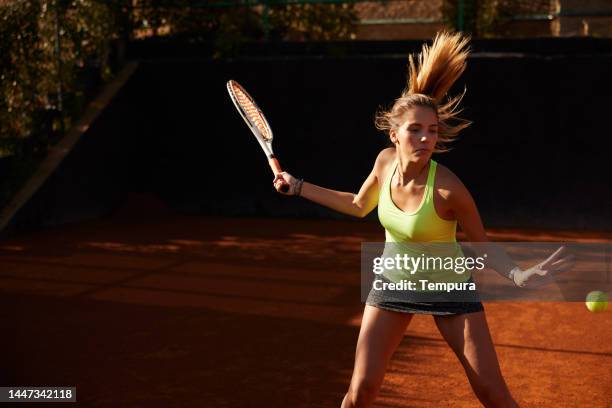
[
  {"left": 54, "top": 0, "right": 63, "bottom": 114},
  {"left": 263, "top": 0, "right": 270, "bottom": 41},
  {"left": 457, "top": 0, "right": 464, "bottom": 31}
]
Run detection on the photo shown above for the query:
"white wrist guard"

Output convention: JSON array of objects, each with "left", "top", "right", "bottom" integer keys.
[{"left": 509, "top": 267, "right": 525, "bottom": 287}]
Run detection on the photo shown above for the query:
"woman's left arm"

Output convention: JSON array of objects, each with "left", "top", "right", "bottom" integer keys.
[
  {"left": 447, "top": 172, "right": 573, "bottom": 286},
  {"left": 446, "top": 174, "right": 518, "bottom": 278},
  {"left": 446, "top": 175, "right": 488, "bottom": 243}
]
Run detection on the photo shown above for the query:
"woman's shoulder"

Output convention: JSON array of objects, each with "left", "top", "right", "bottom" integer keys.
[
  {"left": 374, "top": 147, "right": 396, "bottom": 169},
  {"left": 374, "top": 148, "right": 396, "bottom": 178},
  {"left": 433, "top": 162, "right": 469, "bottom": 199},
  {"left": 376, "top": 147, "right": 396, "bottom": 163}
]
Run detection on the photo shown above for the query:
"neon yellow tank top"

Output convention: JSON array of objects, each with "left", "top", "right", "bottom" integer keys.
[
  {"left": 377, "top": 159, "right": 470, "bottom": 284},
  {"left": 378, "top": 159, "right": 457, "bottom": 243}
]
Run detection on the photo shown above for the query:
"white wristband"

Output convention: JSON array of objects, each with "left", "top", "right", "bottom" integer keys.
[{"left": 509, "top": 267, "right": 524, "bottom": 287}]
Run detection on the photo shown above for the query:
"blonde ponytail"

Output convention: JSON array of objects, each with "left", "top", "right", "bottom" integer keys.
[{"left": 376, "top": 31, "right": 472, "bottom": 153}]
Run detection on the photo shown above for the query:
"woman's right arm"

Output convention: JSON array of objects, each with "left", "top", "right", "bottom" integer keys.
[
  {"left": 275, "top": 148, "right": 394, "bottom": 218},
  {"left": 299, "top": 171, "right": 378, "bottom": 218}
]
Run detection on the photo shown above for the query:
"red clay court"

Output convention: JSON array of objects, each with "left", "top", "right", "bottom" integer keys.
[{"left": 1, "top": 194, "right": 610, "bottom": 407}]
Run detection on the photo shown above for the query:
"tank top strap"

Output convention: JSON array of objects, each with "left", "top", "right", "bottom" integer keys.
[
  {"left": 425, "top": 160, "right": 437, "bottom": 201},
  {"left": 384, "top": 159, "right": 398, "bottom": 188}
]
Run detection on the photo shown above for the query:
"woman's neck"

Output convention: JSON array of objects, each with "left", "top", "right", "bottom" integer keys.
[{"left": 396, "top": 155, "right": 429, "bottom": 186}]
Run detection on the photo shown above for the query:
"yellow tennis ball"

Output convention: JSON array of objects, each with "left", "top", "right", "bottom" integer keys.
[{"left": 585, "top": 291, "right": 608, "bottom": 312}]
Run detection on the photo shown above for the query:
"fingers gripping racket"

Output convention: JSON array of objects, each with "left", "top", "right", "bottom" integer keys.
[{"left": 226, "top": 80, "right": 289, "bottom": 193}]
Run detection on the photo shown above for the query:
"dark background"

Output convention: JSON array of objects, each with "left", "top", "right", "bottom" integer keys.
[{"left": 5, "top": 38, "right": 612, "bottom": 234}]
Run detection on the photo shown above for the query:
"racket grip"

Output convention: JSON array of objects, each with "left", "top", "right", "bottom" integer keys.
[
  {"left": 268, "top": 157, "right": 283, "bottom": 174},
  {"left": 268, "top": 157, "right": 290, "bottom": 193}
]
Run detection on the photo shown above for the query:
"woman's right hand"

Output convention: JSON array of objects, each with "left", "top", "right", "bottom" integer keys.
[{"left": 273, "top": 172, "right": 302, "bottom": 196}]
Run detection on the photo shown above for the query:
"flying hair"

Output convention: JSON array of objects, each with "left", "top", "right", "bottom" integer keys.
[{"left": 375, "top": 31, "right": 472, "bottom": 153}]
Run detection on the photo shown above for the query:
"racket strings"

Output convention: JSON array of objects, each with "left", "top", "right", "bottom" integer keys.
[{"left": 232, "top": 84, "right": 272, "bottom": 142}]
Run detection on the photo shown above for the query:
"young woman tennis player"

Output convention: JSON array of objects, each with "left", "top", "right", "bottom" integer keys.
[{"left": 273, "top": 32, "right": 571, "bottom": 408}]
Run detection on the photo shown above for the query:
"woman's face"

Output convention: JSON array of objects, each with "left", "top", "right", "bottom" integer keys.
[{"left": 390, "top": 105, "right": 438, "bottom": 162}]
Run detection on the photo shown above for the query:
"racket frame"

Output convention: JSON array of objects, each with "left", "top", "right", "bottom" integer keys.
[{"left": 226, "top": 79, "right": 287, "bottom": 190}]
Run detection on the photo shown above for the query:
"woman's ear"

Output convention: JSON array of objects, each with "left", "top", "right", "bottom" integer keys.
[{"left": 389, "top": 129, "right": 398, "bottom": 145}]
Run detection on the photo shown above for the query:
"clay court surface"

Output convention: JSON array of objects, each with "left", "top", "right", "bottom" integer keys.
[{"left": 1, "top": 195, "right": 610, "bottom": 407}]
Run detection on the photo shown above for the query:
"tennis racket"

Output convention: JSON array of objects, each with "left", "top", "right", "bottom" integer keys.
[{"left": 226, "top": 80, "right": 289, "bottom": 193}]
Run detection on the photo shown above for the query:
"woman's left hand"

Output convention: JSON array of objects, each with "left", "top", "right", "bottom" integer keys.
[{"left": 511, "top": 246, "right": 575, "bottom": 287}]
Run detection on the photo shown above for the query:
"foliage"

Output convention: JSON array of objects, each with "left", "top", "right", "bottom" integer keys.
[
  {"left": 443, "top": 0, "right": 554, "bottom": 37},
  {"left": 130, "top": 1, "right": 356, "bottom": 49},
  {"left": 0, "top": 0, "right": 356, "bottom": 155},
  {"left": 269, "top": 3, "right": 356, "bottom": 41},
  {"left": 0, "top": 0, "right": 125, "bottom": 155},
  {"left": 0, "top": 0, "right": 355, "bottom": 209},
  {"left": 0, "top": 0, "right": 126, "bottom": 209}
]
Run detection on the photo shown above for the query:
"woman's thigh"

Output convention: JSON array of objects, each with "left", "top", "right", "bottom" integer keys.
[
  {"left": 434, "top": 311, "right": 513, "bottom": 402},
  {"left": 350, "top": 305, "right": 414, "bottom": 385}
]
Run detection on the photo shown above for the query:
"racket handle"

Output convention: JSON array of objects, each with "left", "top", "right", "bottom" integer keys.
[
  {"left": 268, "top": 156, "right": 283, "bottom": 174},
  {"left": 268, "top": 157, "right": 290, "bottom": 193}
]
